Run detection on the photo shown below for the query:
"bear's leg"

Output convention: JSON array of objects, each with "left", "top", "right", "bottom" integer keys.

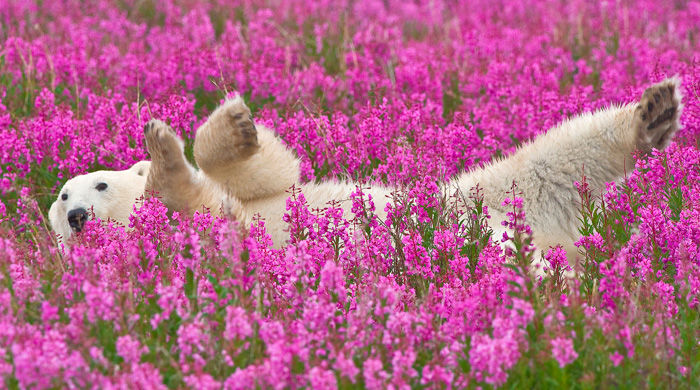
[
  {"left": 456, "top": 78, "right": 682, "bottom": 274},
  {"left": 144, "top": 119, "right": 235, "bottom": 216},
  {"left": 193, "top": 97, "right": 300, "bottom": 201}
]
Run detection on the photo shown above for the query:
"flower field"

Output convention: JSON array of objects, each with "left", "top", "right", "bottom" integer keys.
[{"left": 1, "top": 0, "right": 699, "bottom": 388}]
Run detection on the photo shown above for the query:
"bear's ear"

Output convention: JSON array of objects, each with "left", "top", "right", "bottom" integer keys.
[{"left": 128, "top": 160, "right": 151, "bottom": 177}]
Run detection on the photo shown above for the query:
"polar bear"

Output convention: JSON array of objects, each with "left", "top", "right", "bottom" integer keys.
[{"left": 49, "top": 79, "right": 682, "bottom": 266}]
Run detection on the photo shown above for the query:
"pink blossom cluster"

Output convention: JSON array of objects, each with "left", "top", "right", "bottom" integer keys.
[{"left": 0, "top": 0, "right": 699, "bottom": 388}]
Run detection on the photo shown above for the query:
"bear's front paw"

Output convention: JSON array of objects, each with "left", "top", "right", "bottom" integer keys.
[
  {"left": 204, "top": 97, "right": 261, "bottom": 162},
  {"left": 221, "top": 98, "right": 260, "bottom": 160},
  {"left": 144, "top": 119, "right": 184, "bottom": 163},
  {"left": 194, "top": 97, "right": 262, "bottom": 175},
  {"left": 633, "top": 78, "right": 682, "bottom": 153}
]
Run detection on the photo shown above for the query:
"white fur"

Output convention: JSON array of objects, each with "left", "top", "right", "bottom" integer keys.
[
  {"left": 454, "top": 103, "right": 640, "bottom": 260},
  {"left": 50, "top": 79, "right": 682, "bottom": 275}
]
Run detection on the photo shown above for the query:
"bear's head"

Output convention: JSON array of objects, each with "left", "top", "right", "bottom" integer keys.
[{"left": 48, "top": 161, "right": 151, "bottom": 243}]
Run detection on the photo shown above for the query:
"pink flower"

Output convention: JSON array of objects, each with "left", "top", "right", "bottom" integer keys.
[
  {"left": 308, "top": 366, "right": 337, "bottom": 389},
  {"left": 333, "top": 353, "right": 359, "bottom": 383},
  {"left": 184, "top": 373, "right": 220, "bottom": 390},
  {"left": 363, "top": 358, "right": 388, "bottom": 390},
  {"left": 118, "top": 363, "right": 167, "bottom": 389},
  {"left": 469, "top": 330, "right": 522, "bottom": 386},
  {"left": 550, "top": 337, "right": 579, "bottom": 367},
  {"left": 116, "top": 335, "right": 146, "bottom": 364},
  {"left": 544, "top": 245, "right": 570, "bottom": 272},
  {"left": 224, "top": 367, "right": 258, "bottom": 389},
  {"left": 224, "top": 306, "right": 253, "bottom": 341},
  {"left": 609, "top": 351, "right": 624, "bottom": 367}
]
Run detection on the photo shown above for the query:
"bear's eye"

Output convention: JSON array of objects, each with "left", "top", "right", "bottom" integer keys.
[
  {"left": 61, "top": 193, "right": 68, "bottom": 201},
  {"left": 95, "top": 182, "right": 108, "bottom": 192}
]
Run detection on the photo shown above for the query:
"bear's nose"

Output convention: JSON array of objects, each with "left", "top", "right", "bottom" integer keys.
[{"left": 67, "top": 208, "right": 88, "bottom": 233}]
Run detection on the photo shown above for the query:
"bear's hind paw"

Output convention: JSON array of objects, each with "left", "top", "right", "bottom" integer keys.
[{"left": 633, "top": 78, "right": 682, "bottom": 153}]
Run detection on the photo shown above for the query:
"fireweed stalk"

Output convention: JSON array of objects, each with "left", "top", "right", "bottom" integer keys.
[{"left": 1, "top": 0, "right": 699, "bottom": 388}]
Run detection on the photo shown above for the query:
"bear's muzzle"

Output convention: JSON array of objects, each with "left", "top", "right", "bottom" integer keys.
[{"left": 67, "top": 208, "right": 88, "bottom": 233}]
